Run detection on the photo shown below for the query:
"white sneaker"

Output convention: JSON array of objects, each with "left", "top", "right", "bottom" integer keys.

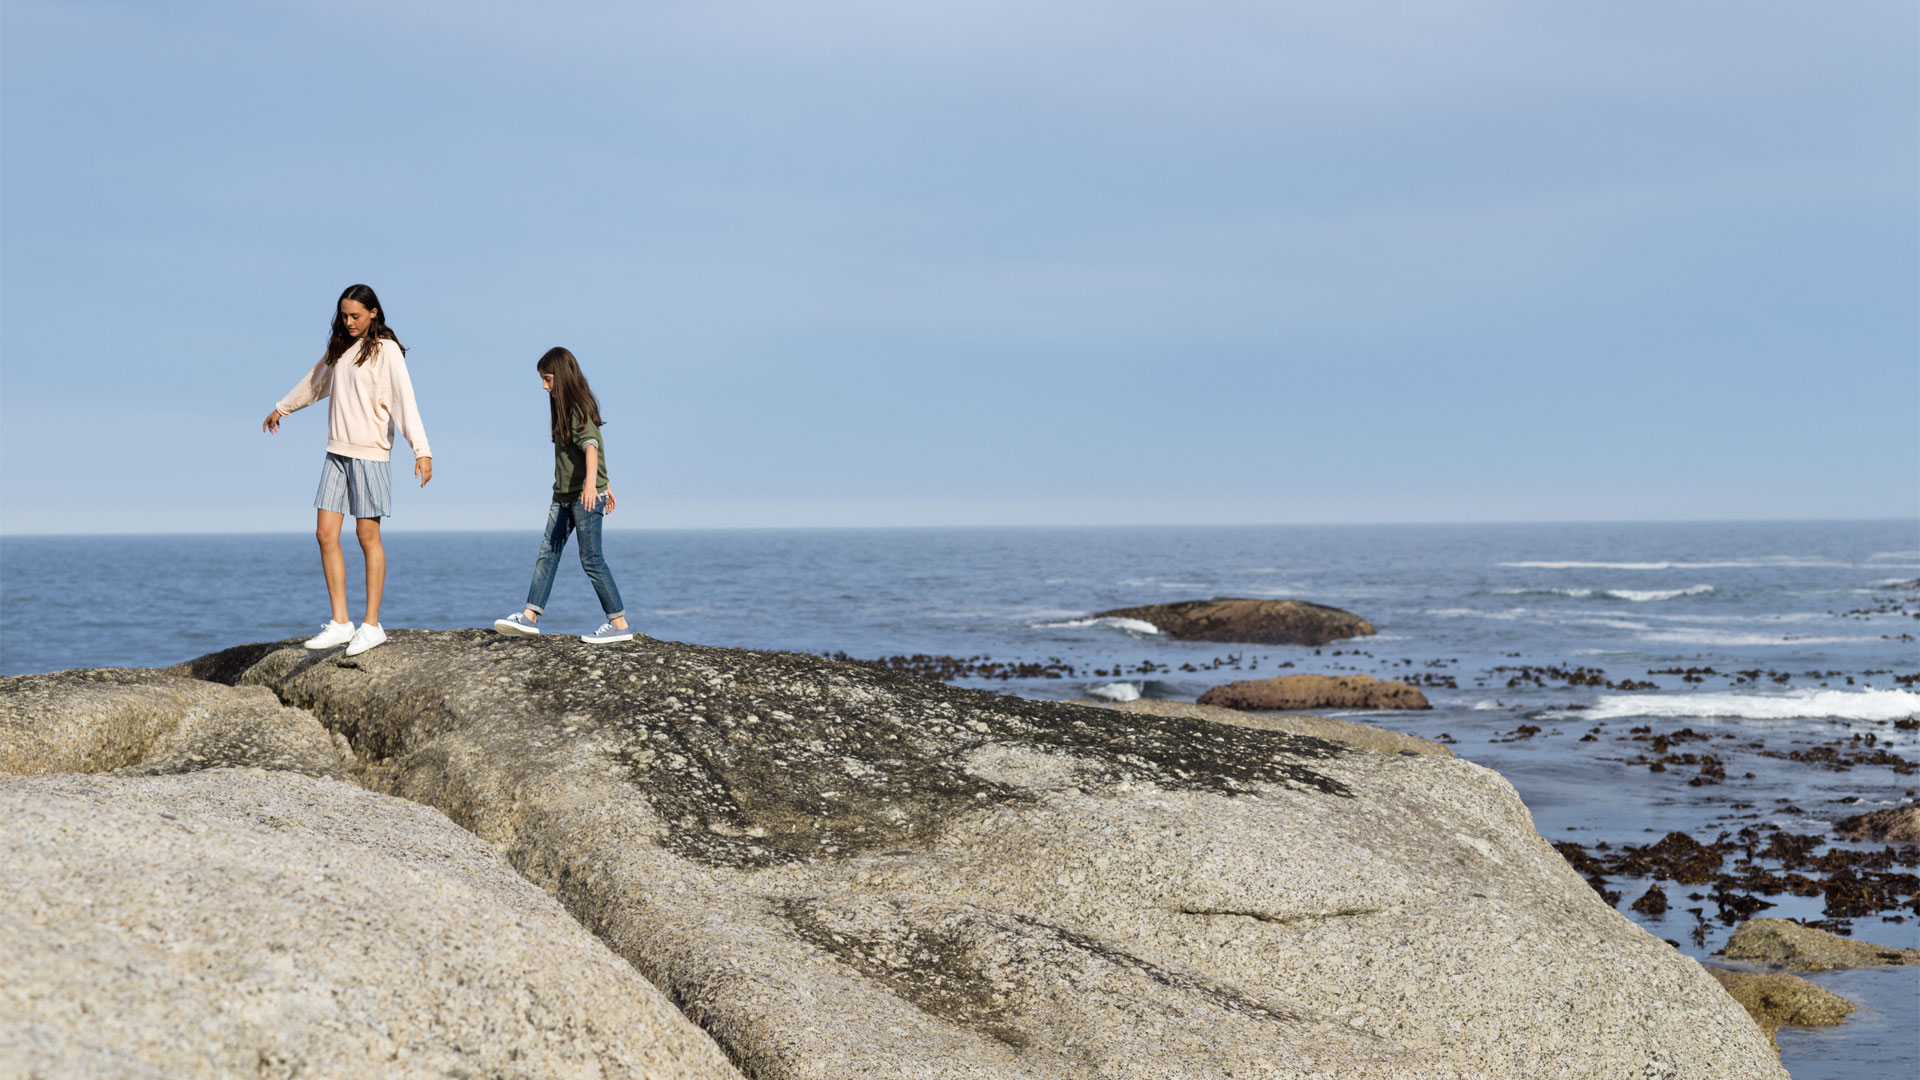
[
  {"left": 304, "top": 621, "right": 355, "bottom": 649},
  {"left": 493, "top": 611, "right": 541, "bottom": 636},
  {"left": 582, "top": 621, "right": 634, "bottom": 644},
  {"left": 343, "top": 622, "right": 387, "bottom": 657}
]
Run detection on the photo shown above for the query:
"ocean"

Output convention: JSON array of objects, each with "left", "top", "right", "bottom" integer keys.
[{"left": 4, "top": 519, "right": 1916, "bottom": 1077}]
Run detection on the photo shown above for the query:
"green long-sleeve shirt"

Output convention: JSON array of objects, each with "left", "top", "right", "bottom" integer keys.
[{"left": 553, "top": 415, "right": 609, "bottom": 498}]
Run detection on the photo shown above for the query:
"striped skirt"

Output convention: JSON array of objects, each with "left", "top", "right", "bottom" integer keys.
[{"left": 313, "top": 453, "right": 392, "bottom": 519}]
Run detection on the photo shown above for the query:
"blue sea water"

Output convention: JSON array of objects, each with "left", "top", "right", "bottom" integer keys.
[{"left": 3, "top": 519, "right": 1917, "bottom": 1077}]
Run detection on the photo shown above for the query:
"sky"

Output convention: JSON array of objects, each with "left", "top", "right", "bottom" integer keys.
[{"left": 2, "top": 0, "right": 1915, "bottom": 533}]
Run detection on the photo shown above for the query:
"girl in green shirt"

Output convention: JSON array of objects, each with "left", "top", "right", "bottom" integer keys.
[{"left": 493, "top": 347, "right": 634, "bottom": 644}]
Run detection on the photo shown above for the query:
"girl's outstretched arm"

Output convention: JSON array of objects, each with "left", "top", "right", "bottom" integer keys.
[{"left": 270, "top": 357, "right": 332, "bottom": 431}]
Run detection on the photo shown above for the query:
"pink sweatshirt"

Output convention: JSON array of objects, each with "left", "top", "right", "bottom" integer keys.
[{"left": 276, "top": 338, "right": 431, "bottom": 462}]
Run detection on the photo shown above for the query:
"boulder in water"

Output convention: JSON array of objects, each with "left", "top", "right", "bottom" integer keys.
[
  {"left": 1199, "top": 673, "right": 1432, "bottom": 711},
  {"left": 1092, "top": 598, "right": 1374, "bottom": 646}
]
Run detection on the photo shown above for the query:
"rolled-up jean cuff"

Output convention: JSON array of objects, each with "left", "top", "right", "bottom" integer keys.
[
  {"left": 525, "top": 603, "right": 545, "bottom": 615},
  {"left": 604, "top": 609, "right": 625, "bottom": 621}
]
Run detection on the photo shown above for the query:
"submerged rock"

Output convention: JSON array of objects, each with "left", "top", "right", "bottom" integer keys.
[
  {"left": 1200, "top": 673, "right": 1432, "bottom": 712},
  {"left": 1704, "top": 968, "right": 1854, "bottom": 1052},
  {"left": 1093, "top": 598, "right": 1374, "bottom": 646},
  {"left": 1833, "top": 803, "right": 1920, "bottom": 843},
  {"left": 1719, "top": 917, "right": 1920, "bottom": 971},
  {"left": 141, "top": 629, "right": 1784, "bottom": 1079},
  {"left": 1074, "top": 696, "right": 1451, "bottom": 756},
  {"left": 0, "top": 769, "right": 742, "bottom": 1080}
]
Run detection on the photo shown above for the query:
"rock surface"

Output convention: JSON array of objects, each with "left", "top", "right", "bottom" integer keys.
[
  {"left": 150, "top": 630, "right": 1784, "bottom": 1079},
  {"left": 1833, "top": 803, "right": 1920, "bottom": 843},
  {"left": 1719, "top": 918, "right": 1920, "bottom": 971},
  {"left": 1073, "top": 696, "right": 1451, "bottom": 757},
  {"left": 0, "top": 668, "right": 350, "bottom": 779},
  {"left": 1092, "top": 598, "right": 1375, "bottom": 646},
  {"left": 1199, "top": 673, "right": 1432, "bottom": 712},
  {"left": 1704, "top": 967, "right": 1854, "bottom": 1051},
  {"left": 0, "top": 769, "right": 743, "bottom": 1080}
]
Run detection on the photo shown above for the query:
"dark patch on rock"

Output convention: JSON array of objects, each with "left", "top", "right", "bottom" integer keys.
[
  {"left": 179, "top": 631, "right": 1352, "bottom": 870},
  {"left": 1093, "top": 599, "right": 1374, "bottom": 647}
]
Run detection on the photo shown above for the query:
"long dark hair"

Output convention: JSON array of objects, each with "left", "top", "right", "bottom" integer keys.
[
  {"left": 325, "top": 283, "right": 405, "bottom": 367},
  {"left": 537, "top": 347, "right": 604, "bottom": 444}
]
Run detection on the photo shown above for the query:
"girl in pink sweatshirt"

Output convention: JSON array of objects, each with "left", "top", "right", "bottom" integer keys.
[{"left": 262, "top": 284, "right": 433, "bottom": 656}]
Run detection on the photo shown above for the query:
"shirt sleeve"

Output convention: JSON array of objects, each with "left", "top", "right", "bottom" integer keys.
[
  {"left": 573, "top": 418, "right": 601, "bottom": 451},
  {"left": 275, "top": 357, "right": 332, "bottom": 415},
  {"left": 385, "top": 342, "right": 432, "bottom": 458}
]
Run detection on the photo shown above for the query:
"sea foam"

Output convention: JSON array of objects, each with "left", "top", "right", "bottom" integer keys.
[
  {"left": 1037, "top": 616, "right": 1163, "bottom": 635},
  {"left": 1581, "top": 688, "right": 1920, "bottom": 722},
  {"left": 1501, "top": 558, "right": 1846, "bottom": 570},
  {"left": 1498, "top": 585, "right": 1715, "bottom": 602}
]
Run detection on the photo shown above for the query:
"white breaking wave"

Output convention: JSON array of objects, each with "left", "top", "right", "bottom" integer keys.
[
  {"left": 1501, "top": 558, "right": 1846, "bottom": 570},
  {"left": 1609, "top": 585, "right": 1715, "bottom": 602},
  {"left": 1086, "top": 682, "right": 1143, "bottom": 702},
  {"left": 1036, "top": 616, "right": 1163, "bottom": 635},
  {"left": 1496, "top": 585, "right": 1715, "bottom": 602},
  {"left": 1427, "top": 607, "right": 1532, "bottom": 621},
  {"left": 1581, "top": 688, "right": 1920, "bottom": 722},
  {"left": 1867, "top": 551, "right": 1920, "bottom": 562},
  {"left": 1634, "top": 629, "right": 1868, "bottom": 648}
]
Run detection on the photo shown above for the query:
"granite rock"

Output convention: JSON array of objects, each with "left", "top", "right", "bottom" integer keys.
[
  {"left": 1704, "top": 967, "right": 1854, "bottom": 1052},
  {"left": 1833, "top": 803, "right": 1920, "bottom": 843},
  {"left": 1092, "top": 598, "right": 1374, "bottom": 646},
  {"left": 1199, "top": 673, "right": 1432, "bottom": 712},
  {"left": 0, "top": 769, "right": 742, "bottom": 1080},
  {"left": 1073, "top": 696, "right": 1451, "bottom": 757},
  {"left": 163, "top": 630, "right": 1784, "bottom": 1079},
  {"left": 0, "top": 667, "right": 350, "bottom": 779},
  {"left": 1719, "top": 917, "right": 1920, "bottom": 971}
]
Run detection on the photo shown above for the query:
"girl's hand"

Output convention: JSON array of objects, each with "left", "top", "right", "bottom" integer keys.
[
  {"left": 581, "top": 488, "right": 601, "bottom": 512},
  {"left": 604, "top": 491, "right": 617, "bottom": 515},
  {"left": 415, "top": 457, "right": 433, "bottom": 487},
  {"left": 262, "top": 409, "right": 284, "bottom": 433}
]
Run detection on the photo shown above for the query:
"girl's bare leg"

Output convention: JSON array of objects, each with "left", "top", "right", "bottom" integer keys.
[
  {"left": 316, "top": 510, "right": 350, "bottom": 624},
  {"left": 356, "top": 517, "right": 386, "bottom": 625}
]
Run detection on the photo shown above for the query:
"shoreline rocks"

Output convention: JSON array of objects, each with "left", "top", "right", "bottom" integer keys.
[
  {"left": 1093, "top": 598, "right": 1375, "bottom": 646},
  {"left": 5, "top": 634, "right": 1788, "bottom": 1078},
  {"left": 1200, "top": 673, "right": 1432, "bottom": 712},
  {"left": 1718, "top": 917, "right": 1920, "bottom": 971}
]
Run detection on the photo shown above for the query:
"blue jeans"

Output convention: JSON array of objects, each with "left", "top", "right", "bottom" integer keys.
[{"left": 525, "top": 497, "right": 625, "bottom": 619}]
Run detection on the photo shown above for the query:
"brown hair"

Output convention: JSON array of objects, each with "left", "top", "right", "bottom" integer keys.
[
  {"left": 536, "top": 347, "right": 605, "bottom": 444},
  {"left": 325, "top": 283, "right": 406, "bottom": 367}
]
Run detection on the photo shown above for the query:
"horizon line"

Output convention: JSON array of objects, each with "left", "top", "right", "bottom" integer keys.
[{"left": 2, "top": 514, "right": 1915, "bottom": 540}]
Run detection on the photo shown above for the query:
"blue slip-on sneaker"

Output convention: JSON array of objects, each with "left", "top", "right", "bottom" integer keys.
[
  {"left": 493, "top": 612, "right": 541, "bottom": 636},
  {"left": 582, "top": 621, "right": 634, "bottom": 644}
]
